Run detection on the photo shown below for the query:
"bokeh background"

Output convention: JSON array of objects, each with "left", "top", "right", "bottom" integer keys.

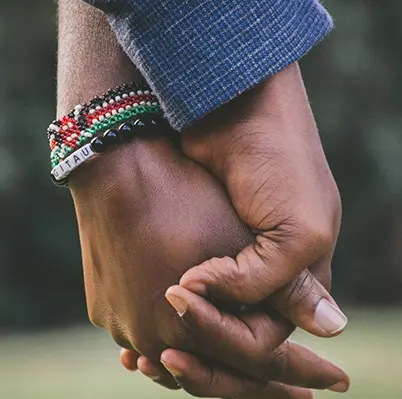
[{"left": 1, "top": 0, "right": 401, "bottom": 398}]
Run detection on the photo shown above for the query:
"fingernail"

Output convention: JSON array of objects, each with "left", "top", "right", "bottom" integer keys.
[
  {"left": 328, "top": 380, "right": 349, "bottom": 393},
  {"left": 315, "top": 298, "right": 347, "bottom": 335},
  {"left": 160, "top": 359, "right": 182, "bottom": 378},
  {"left": 165, "top": 294, "right": 187, "bottom": 316}
]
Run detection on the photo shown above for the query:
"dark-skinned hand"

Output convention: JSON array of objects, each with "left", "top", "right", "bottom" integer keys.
[
  {"left": 119, "top": 63, "right": 349, "bottom": 397},
  {"left": 70, "top": 135, "right": 348, "bottom": 399}
]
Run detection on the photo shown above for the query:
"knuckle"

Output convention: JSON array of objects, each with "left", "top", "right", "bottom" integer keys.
[
  {"left": 87, "top": 305, "right": 105, "bottom": 329},
  {"left": 297, "top": 217, "right": 334, "bottom": 256},
  {"left": 262, "top": 342, "right": 289, "bottom": 382},
  {"left": 283, "top": 270, "right": 316, "bottom": 311}
]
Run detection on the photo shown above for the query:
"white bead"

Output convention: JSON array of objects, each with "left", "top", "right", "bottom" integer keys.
[
  {"left": 144, "top": 90, "right": 150, "bottom": 95},
  {"left": 67, "top": 137, "right": 72, "bottom": 142},
  {"left": 60, "top": 152, "right": 65, "bottom": 159},
  {"left": 50, "top": 134, "right": 55, "bottom": 140},
  {"left": 140, "top": 101, "right": 145, "bottom": 105},
  {"left": 61, "top": 144, "right": 66, "bottom": 148},
  {"left": 152, "top": 102, "right": 158, "bottom": 106},
  {"left": 125, "top": 105, "right": 132, "bottom": 110},
  {"left": 122, "top": 94, "right": 128, "bottom": 99},
  {"left": 74, "top": 110, "right": 80, "bottom": 116},
  {"left": 109, "top": 99, "right": 115, "bottom": 104},
  {"left": 147, "top": 101, "right": 152, "bottom": 106},
  {"left": 80, "top": 131, "right": 86, "bottom": 136},
  {"left": 133, "top": 103, "right": 139, "bottom": 107},
  {"left": 74, "top": 104, "right": 83, "bottom": 111},
  {"left": 84, "top": 132, "right": 93, "bottom": 138},
  {"left": 137, "top": 90, "right": 143, "bottom": 95},
  {"left": 103, "top": 102, "right": 108, "bottom": 107},
  {"left": 74, "top": 115, "right": 79, "bottom": 121},
  {"left": 115, "top": 96, "right": 121, "bottom": 101},
  {"left": 112, "top": 110, "right": 118, "bottom": 115},
  {"left": 67, "top": 122, "right": 73, "bottom": 128},
  {"left": 129, "top": 91, "right": 135, "bottom": 96},
  {"left": 105, "top": 112, "right": 112, "bottom": 118},
  {"left": 150, "top": 91, "right": 155, "bottom": 95},
  {"left": 92, "top": 119, "right": 99, "bottom": 124},
  {"left": 118, "top": 108, "right": 124, "bottom": 113},
  {"left": 71, "top": 133, "right": 78, "bottom": 139},
  {"left": 96, "top": 106, "right": 102, "bottom": 110},
  {"left": 62, "top": 125, "right": 68, "bottom": 130},
  {"left": 89, "top": 109, "right": 95, "bottom": 114},
  {"left": 98, "top": 115, "right": 105, "bottom": 121}
]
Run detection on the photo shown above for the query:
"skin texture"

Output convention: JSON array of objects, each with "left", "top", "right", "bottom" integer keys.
[{"left": 58, "top": 0, "right": 349, "bottom": 397}]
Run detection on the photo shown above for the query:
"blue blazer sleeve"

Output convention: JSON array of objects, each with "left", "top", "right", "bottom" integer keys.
[{"left": 82, "top": 0, "right": 333, "bottom": 131}]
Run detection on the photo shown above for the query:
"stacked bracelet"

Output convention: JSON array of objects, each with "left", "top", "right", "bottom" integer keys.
[{"left": 47, "top": 82, "right": 166, "bottom": 186}]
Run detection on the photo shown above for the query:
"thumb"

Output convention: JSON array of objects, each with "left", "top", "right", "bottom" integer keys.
[{"left": 266, "top": 269, "right": 347, "bottom": 337}]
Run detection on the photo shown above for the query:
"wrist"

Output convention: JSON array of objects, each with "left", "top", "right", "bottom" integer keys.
[{"left": 182, "top": 61, "right": 315, "bottom": 161}]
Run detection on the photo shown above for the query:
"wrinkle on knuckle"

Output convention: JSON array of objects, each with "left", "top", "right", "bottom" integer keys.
[
  {"left": 262, "top": 342, "right": 289, "bottom": 382},
  {"left": 211, "top": 255, "right": 245, "bottom": 290},
  {"left": 284, "top": 270, "right": 315, "bottom": 311}
]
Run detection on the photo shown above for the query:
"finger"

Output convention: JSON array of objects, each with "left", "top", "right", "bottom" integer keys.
[
  {"left": 160, "top": 349, "right": 314, "bottom": 399},
  {"left": 165, "top": 285, "right": 349, "bottom": 391},
  {"left": 120, "top": 348, "right": 140, "bottom": 372},
  {"left": 266, "top": 268, "right": 347, "bottom": 338},
  {"left": 137, "top": 356, "right": 181, "bottom": 390}
]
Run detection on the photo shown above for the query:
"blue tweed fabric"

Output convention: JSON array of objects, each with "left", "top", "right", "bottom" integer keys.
[{"left": 83, "top": 0, "right": 333, "bottom": 131}]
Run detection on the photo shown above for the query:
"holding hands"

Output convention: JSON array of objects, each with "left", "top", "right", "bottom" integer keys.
[{"left": 58, "top": 1, "right": 349, "bottom": 398}]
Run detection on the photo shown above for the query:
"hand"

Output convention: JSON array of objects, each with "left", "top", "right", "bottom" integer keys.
[
  {"left": 70, "top": 136, "right": 348, "bottom": 397},
  {"left": 125, "top": 63, "right": 349, "bottom": 397},
  {"left": 179, "top": 62, "right": 346, "bottom": 337}
]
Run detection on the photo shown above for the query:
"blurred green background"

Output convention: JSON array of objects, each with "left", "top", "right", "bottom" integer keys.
[{"left": 1, "top": 0, "right": 402, "bottom": 397}]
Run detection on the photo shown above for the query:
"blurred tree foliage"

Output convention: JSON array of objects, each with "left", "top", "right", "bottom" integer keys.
[{"left": 1, "top": 0, "right": 401, "bottom": 329}]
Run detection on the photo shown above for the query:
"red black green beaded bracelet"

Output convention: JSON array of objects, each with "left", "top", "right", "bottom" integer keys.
[{"left": 47, "top": 82, "right": 166, "bottom": 186}]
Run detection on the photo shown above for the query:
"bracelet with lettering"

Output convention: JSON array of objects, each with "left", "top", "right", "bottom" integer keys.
[{"left": 47, "top": 82, "right": 165, "bottom": 186}]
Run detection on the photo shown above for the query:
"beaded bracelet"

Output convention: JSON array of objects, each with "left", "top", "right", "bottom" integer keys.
[{"left": 47, "top": 82, "right": 165, "bottom": 186}]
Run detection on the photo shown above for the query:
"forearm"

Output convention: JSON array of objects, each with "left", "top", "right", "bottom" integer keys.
[{"left": 57, "top": 0, "right": 140, "bottom": 116}]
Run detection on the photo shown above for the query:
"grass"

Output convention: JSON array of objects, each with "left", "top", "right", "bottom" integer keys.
[{"left": 1, "top": 308, "right": 401, "bottom": 399}]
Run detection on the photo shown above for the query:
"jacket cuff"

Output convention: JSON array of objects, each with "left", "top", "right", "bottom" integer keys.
[{"left": 82, "top": 0, "right": 333, "bottom": 131}]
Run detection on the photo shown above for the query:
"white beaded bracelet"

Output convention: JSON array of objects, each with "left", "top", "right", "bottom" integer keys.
[{"left": 51, "top": 143, "right": 95, "bottom": 181}]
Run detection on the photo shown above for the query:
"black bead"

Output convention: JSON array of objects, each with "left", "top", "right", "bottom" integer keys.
[
  {"left": 103, "top": 129, "right": 119, "bottom": 145},
  {"left": 90, "top": 136, "right": 107, "bottom": 153},
  {"left": 118, "top": 122, "right": 135, "bottom": 143},
  {"left": 132, "top": 118, "right": 148, "bottom": 129}
]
